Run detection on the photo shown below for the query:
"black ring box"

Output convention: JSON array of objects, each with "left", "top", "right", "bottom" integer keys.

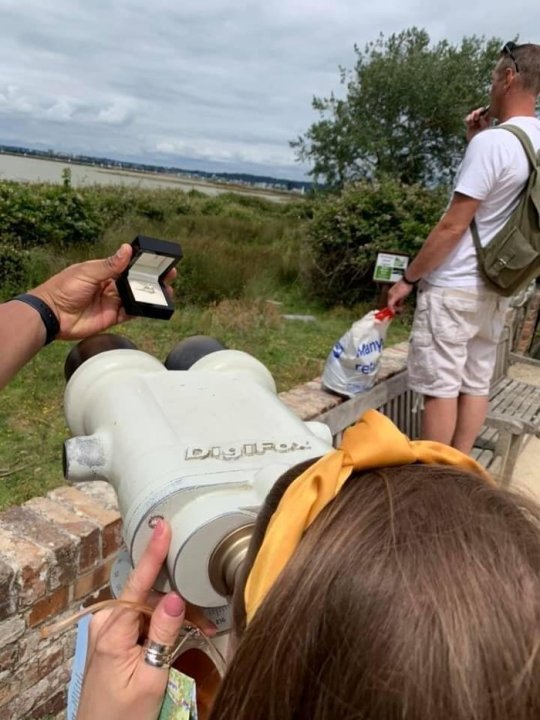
[{"left": 116, "top": 236, "right": 182, "bottom": 319}]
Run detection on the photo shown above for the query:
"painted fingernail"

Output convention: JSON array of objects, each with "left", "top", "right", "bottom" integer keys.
[
  {"left": 164, "top": 593, "right": 184, "bottom": 617},
  {"left": 152, "top": 519, "right": 165, "bottom": 538}
]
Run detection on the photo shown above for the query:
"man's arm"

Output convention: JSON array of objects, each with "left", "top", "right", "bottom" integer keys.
[
  {"left": 0, "top": 301, "right": 49, "bottom": 388},
  {"left": 387, "top": 192, "right": 481, "bottom": 311},
  {"left": 0, "top": 244, "right": 134, "bottom": 390}
]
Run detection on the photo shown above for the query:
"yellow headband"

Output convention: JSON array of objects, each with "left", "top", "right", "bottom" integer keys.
[{"left": 244, "top": 409, "right": 492, "bottom": 623}]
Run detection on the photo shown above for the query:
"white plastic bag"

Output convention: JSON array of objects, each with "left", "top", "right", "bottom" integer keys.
[{"left": 322, "top": 308, "right": 394, "bottom": 397}]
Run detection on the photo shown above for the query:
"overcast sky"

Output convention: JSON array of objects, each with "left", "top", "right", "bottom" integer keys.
[{"left": 0, "top": 1, "right": 538, "bottom": 180}]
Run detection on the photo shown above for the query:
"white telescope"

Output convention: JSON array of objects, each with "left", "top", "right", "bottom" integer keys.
[{"left": 62, "top": 335, "right": 333, "bottom": 635}]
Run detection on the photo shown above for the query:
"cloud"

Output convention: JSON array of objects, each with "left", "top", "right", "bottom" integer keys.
[
  {"left": 0, "top": 0, "right": 538, "bottom": 179},
  {"left": 44, "top": 99, "right": 76, "bottom": 122},
  {"left": 96, "top": 102, "right": 135, "bottom": 126}
]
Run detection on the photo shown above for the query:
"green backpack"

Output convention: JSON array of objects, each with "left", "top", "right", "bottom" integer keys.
[{"left": 471, "top": 124, "right": 540, "bottom": 297}]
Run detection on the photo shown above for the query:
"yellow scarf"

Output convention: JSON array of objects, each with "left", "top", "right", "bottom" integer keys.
[{"left": 244, "top": 409, "right": 492, "bottom": 623}]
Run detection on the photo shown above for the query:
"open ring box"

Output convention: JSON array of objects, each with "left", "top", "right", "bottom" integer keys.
[{"left": 116, "top": 235, "right": 182, "bottom": 319}]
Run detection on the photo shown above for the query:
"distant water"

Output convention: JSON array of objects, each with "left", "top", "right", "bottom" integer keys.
[{"left": 0, "top": 153, "right": 283, "bottom": 200}]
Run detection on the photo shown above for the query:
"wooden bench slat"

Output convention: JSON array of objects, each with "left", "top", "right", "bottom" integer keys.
[
  {"left": 488, "top": 379, "right": 540, "bottom": 434},
  {"left": 493, "top": 382, "right": 532, "bottom": 421}
]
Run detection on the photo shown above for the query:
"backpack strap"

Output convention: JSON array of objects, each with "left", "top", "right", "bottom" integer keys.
[
  {"left": 470, "top": 216, "right": 482, "bottom": 255},
  {"left": 498, "top": 124, "right": 540, "bottom": 170},
  {"left": 470, "top": 124, "right": 538, "bottom": 251}
]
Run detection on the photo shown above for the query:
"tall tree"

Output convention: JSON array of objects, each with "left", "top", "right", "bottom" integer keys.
[{"left": 292, "top": 29, "right": 502, "bottom": 187}]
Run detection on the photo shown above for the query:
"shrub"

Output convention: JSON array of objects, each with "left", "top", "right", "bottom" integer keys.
[
  {"left": 0, "top": 242, "right": 32, "bottom": 298},
  {"left": 306, "top": 176, "right": 446, "bottom": 305},
  {"left": 0, "top": 181, "right": 105, "bottom": 247}
]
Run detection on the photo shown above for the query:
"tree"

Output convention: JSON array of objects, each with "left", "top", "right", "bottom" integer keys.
[{"left": 292, "top": 28, "right": 502, "bottom": 187}]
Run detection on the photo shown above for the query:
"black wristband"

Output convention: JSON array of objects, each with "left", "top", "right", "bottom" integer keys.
[
  {"left": 401, "top": 272, "right": 419, "bottom": 287},
  {"left": 12, "top": 293, "right": 60, "bottom": 345}
]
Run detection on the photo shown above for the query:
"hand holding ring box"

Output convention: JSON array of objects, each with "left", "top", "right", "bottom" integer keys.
[{"left": 116, "top": 236, "right": 182, "bottom": 319}]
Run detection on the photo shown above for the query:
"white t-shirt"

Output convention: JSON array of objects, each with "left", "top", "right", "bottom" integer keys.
[{"left": 426, "top": 116, "right": 540, "bottom": 288}]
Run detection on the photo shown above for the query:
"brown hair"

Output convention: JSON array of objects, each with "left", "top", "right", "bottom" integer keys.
[
  {"left": 211, "top": 463, "right": 540, "bottom": 720},
  {"left": 499, "top": 43, "right": 540, "bottom": 95}
]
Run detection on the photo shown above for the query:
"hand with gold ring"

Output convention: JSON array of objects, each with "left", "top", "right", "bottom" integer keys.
[{"left": 76, "top": 519, "right": 185, "bottom": 720}]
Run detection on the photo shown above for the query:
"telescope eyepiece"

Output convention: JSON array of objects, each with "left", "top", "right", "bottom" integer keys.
[
  {"left": 208, "top": 524, "right": 253, "bottom": 598},
  {"left": 64, "top": 334, "right": 138, "bottom": 381},
  {"left": 165, "top": 335, "right": 226, "bottom": 371}
]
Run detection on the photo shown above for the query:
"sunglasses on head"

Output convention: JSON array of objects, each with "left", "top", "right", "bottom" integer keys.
[{"left": 501, "top": 41, "right": 520, "bottom": 73}]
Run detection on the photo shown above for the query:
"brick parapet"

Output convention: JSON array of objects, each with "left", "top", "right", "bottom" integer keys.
[
  {"left": 0, "top": 342, "right": 409, "bottom": 720},
  {"left": 0, "top": 482, "right": 121, "bottom": 720}
]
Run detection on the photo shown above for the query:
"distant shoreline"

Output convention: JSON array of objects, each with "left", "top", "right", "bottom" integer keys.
[
  {"left": 0, "top": 146, "right": 310, "bottom": 195},
  {"left": 92, "top": 163, "right": 294, "bottom": 199},
  {"left": 0, "top": 150, "right": 299, "bottom": 202}
]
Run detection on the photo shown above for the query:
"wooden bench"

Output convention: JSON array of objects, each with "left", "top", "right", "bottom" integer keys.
[
  {"left": 473, "top": 377, "right": 540, "bottom": 484},
  {"left": 473, "top": 324, "right": 540, "bottom": 484}
]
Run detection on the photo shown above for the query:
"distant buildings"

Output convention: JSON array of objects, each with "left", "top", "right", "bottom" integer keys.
[{"left": 0, "top": 145, "right": 314, "bottom": 194}]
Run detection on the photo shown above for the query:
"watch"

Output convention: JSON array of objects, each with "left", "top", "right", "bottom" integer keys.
[{"left": 401, "top": 272, "right": 419, "bottom": 287}]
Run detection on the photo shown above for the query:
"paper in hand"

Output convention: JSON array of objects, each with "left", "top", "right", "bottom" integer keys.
[{"left": 158, "top": 667, "right": 198, "bottom": 720}]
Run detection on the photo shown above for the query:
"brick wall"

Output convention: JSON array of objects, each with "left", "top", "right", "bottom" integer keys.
[
  {"left": 0, "top": 342, "right": 409, "bottom": 720},
  {"left": 0, "top": 482, "right": 122, "bottom": 720}
]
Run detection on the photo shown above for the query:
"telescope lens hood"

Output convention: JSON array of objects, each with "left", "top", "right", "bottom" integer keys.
[
  {"left": 165, "top": 335, "right": 226, "bottom": 371},
  {"left": 64, "top": 333, "right": 138, "bottom": 381}
]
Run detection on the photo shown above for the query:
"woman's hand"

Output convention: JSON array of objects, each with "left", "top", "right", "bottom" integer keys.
[{"left": 77, "top": 520, "right": 185, "bottom": 720}]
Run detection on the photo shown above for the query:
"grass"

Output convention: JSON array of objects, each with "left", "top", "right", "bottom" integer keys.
[{"left": 0, "top": 296, "right": 409, "bottom": 509}]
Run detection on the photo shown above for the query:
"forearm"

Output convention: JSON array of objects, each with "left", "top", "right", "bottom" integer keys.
[
  {"left": 0, "top": 245, "right": 135, "bottom": 390},
  {"left": 0, "top": 300, "right": 46, "bottom": 390}
]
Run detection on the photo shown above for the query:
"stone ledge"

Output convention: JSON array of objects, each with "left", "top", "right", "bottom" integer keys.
[{"left": 278, "top": 341, "right": 409, "bottom": 419}]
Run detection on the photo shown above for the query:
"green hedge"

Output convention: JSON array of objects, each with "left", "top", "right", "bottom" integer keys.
[
  {"left": 0, "top": 242, "right": 33, "bottom": 296},
  {"left": 305, "top": 177, "right": 447, "bottom": 305},
  {"left": 0, "top": 182, "right": 105, "bottom": 248}
]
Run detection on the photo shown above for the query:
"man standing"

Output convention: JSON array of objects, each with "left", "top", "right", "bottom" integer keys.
[{"left": 388, "top": 42, "right": 540, "bottom": 454}]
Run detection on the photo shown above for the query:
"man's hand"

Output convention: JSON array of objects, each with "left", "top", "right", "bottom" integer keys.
[
  {"left": 387, "top": 279, "right": 414, "bottom": 313},
  {"left": 465, "top": 106, "right": 491, "bottom": 143},
  {"left": 30, "top": 244, "right": 133, "bottom": 340},
  {"left": 30, "top": 244, "right": 177, "bottom": 340},
  {"left": 1, "top": 244, "right": 177, "bottom": 390}
]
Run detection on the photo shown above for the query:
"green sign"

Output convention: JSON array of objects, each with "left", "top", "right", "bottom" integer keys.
[{"left": 373, "top": 252, "right": 409, "bottom": 283}]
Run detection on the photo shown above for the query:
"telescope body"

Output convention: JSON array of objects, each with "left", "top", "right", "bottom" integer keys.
[{"left": 63, "top": 347, "right": 333, "bottom": 632}]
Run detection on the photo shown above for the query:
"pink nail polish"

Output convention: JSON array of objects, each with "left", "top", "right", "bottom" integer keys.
[
  {"left": 164, "top": 593, "right": 184, "bottom": 617},
  {"left": 152, "top": 519, "right": 164, "bottom": 537}
]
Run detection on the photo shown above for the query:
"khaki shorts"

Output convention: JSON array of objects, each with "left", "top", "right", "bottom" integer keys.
[{"left": 407, "top": 283, "right": 509, "bottom": 398}]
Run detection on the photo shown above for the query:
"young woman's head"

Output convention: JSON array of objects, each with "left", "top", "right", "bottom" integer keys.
[{"left": 210, "top": 462, "right": 540, "bottom": 720}]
